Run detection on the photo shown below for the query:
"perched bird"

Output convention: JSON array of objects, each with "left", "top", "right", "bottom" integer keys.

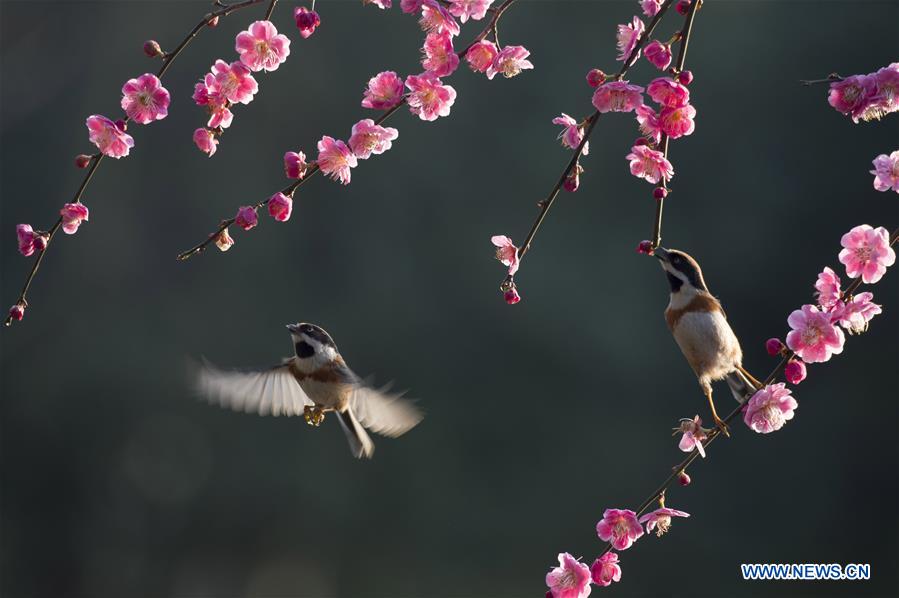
[
  {"left": 654, "top": 248, "right": 762, "bottom": 434},
  {"left": 193, "top": 323, "right": 423, "bottom": 458}
]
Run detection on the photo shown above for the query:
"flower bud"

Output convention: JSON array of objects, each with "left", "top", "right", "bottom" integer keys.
[
  {"left": 207, "top": 15, "right": 220, "bottom": 27},
  {"left": 235, "top": 206, "right": 258, "bottom": 231},
  {"left": 678, "top": 70, "right": 694, "bottom": 85},
  {"left": 784, "top": 359, "right": 807, "bottom": 385},
  {"left": 115, "top": 119, "right": 127, "bottom": 132},
  {"left": 765, "top": 337, "right": 785, "bottom": 356},
  {"left": 75, "top": 154, "right": 93, "bottom": 169},
  {"left": 677, "top": 470, "right": 691, "bottom": 486},
  {"left": 634, "top": 137, "right": 649, "bottom": 146},
  {"left": 652, "top": 186, "right": 668, "bottom": 200},
  {"left": 504, "top": 287, "right": 521, "bottom": 305},
  {"left": 636, "top": 240, "right": 654, "bottom": 255},
  {"left": 586, "top": 68, "right": 607, "bottom": 88},
  {"left": 676, "top": 0, "right": 691, "bottom": 15},
  {"left": 8, "top": 303, "right": 25, "bottom": 323},
  {"left": 143, "top": 40, "right": 163, "bottom": 58},
  {"left": 214, "top": 228, "right": 234, "bottom": 251}
]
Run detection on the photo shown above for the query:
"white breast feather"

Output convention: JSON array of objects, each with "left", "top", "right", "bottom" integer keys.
[{"left": 673, "top": 311, "right": 742, "bottom": 381}]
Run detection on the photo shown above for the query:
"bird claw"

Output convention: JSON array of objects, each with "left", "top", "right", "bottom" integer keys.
[
  {"left": 713, "top": 416, "right": 730, "bottom": 437},
  {"left": 303, "top": 405, "right": 326, "bottom": 427}
]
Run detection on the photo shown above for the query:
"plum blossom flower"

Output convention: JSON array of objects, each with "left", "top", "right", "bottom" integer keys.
[
  {"left": 640, "top": 0, "right": 663, "bottom": 17},
  {"left": 590, "top": 552, "right": 621, "bottom": 587},
  {"left": 16, "top": 224, "right": 48, "bottom": 257},
  {"left": 8, "top": 303, "right": 25, "bottom": 322},
  {"left": 635, "top": 105, "right": 661, "bottom": 144},
  {"left": 639, "top": 507, "right": 690, "bottom": 536},
  {"left": 644, "top": 40, "right": 672, "bottom": 70},
  {"left": 677, "top": 471, "right": 691, "bottom": 486},
  {"left": 268, "top": 192, "right": 293, "bottom": 222},
  {"left": 422, "top": 31, "right": 459, "bottom": 77},
  {"left": 465, "top": 40, "right": 498, "bottom": 73},
  {"left": 596, "top": 509, "right": 643, "bottom": 551},
  {"left": 870, "top": 150, "right": 899, "bottom": 192},
  {"left": 294, "top": 7, "right": 321, "bottom": 39},
  {"left": 504, "top": 286, "right": 521, "bottom": 305},
  {"left": 586, "top": 68, "right": 606, "bottom": 88},
  {"left": 120, "top": 73, "right": 170, "bottom": 124},
  {"left": 284, "top": 151, "right": 308, "bottom": 179},
  {"left": 786, "top": 304, "right": 845, "bottom": 363},
  {"left": 742, "top": 383, "right": 798, "bottom": 434},
  {"left": 348, "top": 119, "right": 399, "bottom": 159},
  {"left": 626, "top": 144, "right": 673, "bottom": 184},
  {"left": 193, "top": 75, "right": 234, "bottom": 129},
  {"left": 447, "top": 0, "right": 493, "bottom": 22},
  {"left": 592, "top": 81, "right": 644, "bottom": 113},
  {"left": 364, "top": 0, "right": 391, "bottom": 8},
  {"left": 419, "top": 0, "right": 461, "bottom": 37},
  {"left": 317, "top": 136, "right": 357, "bottom": 184},
  {"left": 210, "top": 60, "right": 258, "bottom": 104},
  {"left": 60, "top": 202, "right": 89, "bottom": 235},
  {"left": 784, "top": 359, "right": 807, "bottom": 385},
  {"left": 405, "top": 72, "right": 456, "bottom": 121},
  {"left": 491, "top": 235, "right": 520, "bottom": 275},
  {"left": 563, "top": 163, "right": 583, "bottom": 192},
  {"left": 838, "top": 224, "right": 895, "bottom": 284},
  {"left": 870, "top": 64, "right": 899, "bottom": 116},
  {"left": 658, "top": 104, "right": 696, "bottom": 138},
  {"left": 486, "top": 45, "right": 534, "bottom": 80},
  {"left": 552, "top": 114, "right": 588, "bottom": 154},
  {"left": 832, "top": 292, "right": 881, "bottom": 334},
  {"left": 362, "top": 71, "right": 405, "bottom": 110},
  {"left": 647, "top": 77, "right": 690, "bottom": 107},
  {"left": 214, "top": 227, "right": 235, "bottom": 251},
  {"left": 193, "top": 128, "right": 218, "bottom": 156},
  {"left": 86, "top": 115, "right": 134, "bottom": 158},
  {"left": 616, "top": 16, "right": 644, "bottom": 62},
  {"left": 235, "top": 20, "right": 291, "bottom": 72},
  {"left": 674, "top": 415, "right": 709, "bottom": 458},
  {"left": 546, "top": 553, "right": 591, "bottom": 598},
  {"left": 765, "top": 337, "right": 785, "bottom": 356},
  {"left": 827, "top": 75, "right": 876, "bottom": 123},
  {"left": 814, "top": 266, "right": 842, "bottom": 309},
  {"left": 235, "top": 206, "right": 258, "bottom": 230},
  {"left": 400, "top": 0, "right": 422, "bottom": 12}
]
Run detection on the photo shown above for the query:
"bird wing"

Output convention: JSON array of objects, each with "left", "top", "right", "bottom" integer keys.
[
  {"left": 193, "top": 358, "right": 313, "bottom": 417},
  {"left": 346, "top": 379, "right": 424, "bottom": 438}
]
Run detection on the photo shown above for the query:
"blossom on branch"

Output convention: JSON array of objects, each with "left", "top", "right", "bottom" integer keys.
[
  {"left": 16, "top": 225, "right": 48, "bottom": 257},
  {"left": 838, "top": 224, "right": 895, "bottom": 284},
  {"left": 235, "top": 20, "right": 291, "bottom": 72},
  {"left": 592, "top": 81, "right": 644, "bottom": 113},
  {"left": 491, "top": 235, "right": 520, "bottom": 275},
  {"left": 638, "top": 507, "right": 690, "bottom": 537},
  {"left": 405, "top": 72, "right": 456, "bottom": 121},
  {"left": 86, "top": 115, "right": 134, "bottom": 158},
  {"left": 465, "top": 40, "right": 498, "bottom": 73},
  {"left": 447, "top": 0, "right": 493, "bottom": 23},
  {"left": 596, "top": 509, "right": 643, "bottom": 551},
  {"left": 545, "top": 553, "right": 591, "bottom": 598},
  {"left": 60, "top": 202, "right": 89, "bottom": 235},
  {"left": 422, "top": 31, "right": 459, "bottom": 77},
  {"left": 268, "top": 192, "right": 293, "bottom": 222},
  {"left": 294, "top": 7, "right": 321, "bottom": 39},
  {"left": 786, "top": 304, "right": 845, "bottom": 363},
  {"left": 486, "top": 45, "right": 534, "bottom": 80},
  {"left": 742, "top": 383, "right": 798, "bottom": 434},
  {"left": 552, "top": 114, "right": 588, "bottom": 154},
  {"left": 626, "top": 144, "right": 673, "bottom": 184},
  {"left": 870, "top": 150, "right": 899, "bottom": 192},
  {"left": 616, "top": 16, "right": 644, "bottom": 62},
  {"left": 590, "top": 552, "right": 622, "bottom": 587},
  {"left": 348, "top": 119, "right": 399, "bottom": 159},
  {"left": 362, "top": 71, "right": 406, "bottom": 110},
  {"left": 120, "top": 73, "right": 170, "bottom": 124},
  {"left": 284, "top": 151, "right": 309, "bottom": 179},
  {"left": 317, "top": 136, "right": 357, "bottom": 184}
]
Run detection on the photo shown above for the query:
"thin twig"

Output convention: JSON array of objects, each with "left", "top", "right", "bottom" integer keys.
[
  {"left": 263, "top": 0, "right": 278, "bottom": 21},
  {"left": 800, "top": 73, "right": 842, "bottom": 86}
]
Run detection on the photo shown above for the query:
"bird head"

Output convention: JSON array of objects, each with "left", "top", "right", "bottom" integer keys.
[
  {"left": 287, "top": 323, "right": 339, "bottom": 365},
  {"left": 654, "top": 247, "right": 709, "bottom": 295}
]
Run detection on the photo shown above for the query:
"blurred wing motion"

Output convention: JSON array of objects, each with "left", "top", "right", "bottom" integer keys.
[
  {"left": 348, "top": 382, "right": 424, "bottom": 438},
  {"left": 193, "top": 358, "right": 313, "bottom": 416}
]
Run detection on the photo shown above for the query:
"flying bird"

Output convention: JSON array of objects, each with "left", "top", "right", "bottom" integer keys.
[
  {"left": 194, "top": 323, "right": 423, "bottom": 458},
  {"left": 654, "top": 248, "right": 762, "bottom": 435}
]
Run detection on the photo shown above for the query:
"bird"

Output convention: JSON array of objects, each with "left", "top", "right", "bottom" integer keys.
[
  {"left": 192, "top": 323, "right": 423, "bottom": 458},
  {"left": 654, "top": 248, "right": 762, "bottom": 435}
]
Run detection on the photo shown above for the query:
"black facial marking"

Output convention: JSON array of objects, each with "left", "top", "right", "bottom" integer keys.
[
  {"left": 666, "top": 271, "right": 683, "bottom": 293},
  {"left": 668, "top": 251, "right": 708, "bottom": 292},
  {"left": 301, "top": 324, "right": 336, "bottom": 348},
  {"left": 295, "top": 340, "right": 315, "bottom": 358}
]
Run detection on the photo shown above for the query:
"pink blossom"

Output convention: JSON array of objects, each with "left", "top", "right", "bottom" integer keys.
[
  {"left": 364, "top": 0, "right": 392, "bottom": 8},
  {"left": 405, "top": 72, "right": 456, "bottom": 121},
  {"left": 586, "top": 68, "right": 606, "bottom": 88},
  {"left": 742, "top": 383, "right": 798, "bottom": 434},
  {"left": 644, "top": 40, "right": 672, "bottom": 70},
  {"left": 784, "top": 359, "right": 807, "bottom": 385},
  {"left": 647, "top": 77, "right": 690, "bottom": 107},
  {"left": 86, "top": 115, "right": 134, "bottom": 158},
  {"left": 60, "top": 202, "right": 89, "bottom": 235},
  {"left": 193, "top": 74, "right": 234, "bottom": 129},
  {"left": 869, "top": 64, "right": 899, "bottom": 118},
  {"left": 486, "top": 45, "right": 533, "bottom": 80},
  {"left": 626, "top": 144, "right": 673, "bottom": 184},
  {"left": 120, "top": 73, "right": 170, "bottom": 124},
  {"left": 400, "top": 0, "right": 422, "bottom": 12},
  {"left": 316, "top": 136, "right": 357, "bottom": 185},
  {"left": 284, "top": 151, "right": 308, "bottom": 179},
  {"left": 419, "top": 0, "right": 461, "bottom": 37},
  {"left": 616, "top": 16, "right": 645, "bottom": 62},
  {"left": 235, "top": 206, "right": 258, "bottom": 231},
  {"left": 596, "top": 509, "right": 643, "bottom": 551},
  {"left": 143, "top": 39, "right": 163, "bottom": 58},
  {"left": 504, "top": 287, "right": 521, "bottom": 305},
  {"left": 422, "top": 31, "right": 459, "bottom": 77},
  {"left": 362, "top": 71, "right": 405, "bottom": 110},
  {"left": 16, "top": 224, "right": 48, "bottom": 257},
  {"left": 637, "top": 240, "right": 654, "bottom": 255},
  {"left": 677, "top": 471, "right": 691, "bottom": 486},
  {"left": 193, "top": 128, "right": 218, "bottom": 157},
  {"left": 211, "top": 60, "right": 258, "bottom": 105},
  {"left": 765, "top": 338, "right": 785, "bottom": 356},
  {"left": 563, "top": 164, "right": 582, "bottom": 192},
  {"left": 590, "top": 552, "right": 621, "bottom": 587},
  {"left": 268, "top": 192, "right": 293, "bottom": 222},
  {"left": 465, "top": 40, "right": 498, "bottom": 73},
  {"left": 348, "top": 119, "right": 399, "bottom": 159},
  {"left": 827, "top": 75, "right": 876, "bottom": 123},
  {"left": 640, "top": 0, "right": 663, "bottom": 17},
  {"left": 675, "top": 415, "right": 709, "bottom": 458},
  {"left": 658, "top": 104, "right": 696, "bottom": 138},
  {"left": 814, "top": 266, "right": 842, "bottom": 309},
  {"left": 635, "top": 105, "right": 661, "bottom": 144},
  {"left": 447, "top": 0, "right": 492, "bottom": 22},
  {"left": 491, "top": 235, "right": 520, "bottom": 275},
  {"left": 235, "top": 20, "right": 291, "bottom": 72},
  {"left": 214, "top": 228, "right": 234, "bottom": 252},
  {"left": 552, "top": 114, "right": 588, "bottom": 154},
  {"left": 8, "top": 303, "right": 25, "bottom": 322},
  {"left": 75, "top": 154, "right": 92, "bottom": 169},
  {"left": 591, "top": 81, "right": 644, "bottom": 113},
  {"left": 870, "top": 150, "right": 899, "bottom": 192},
  {"left": 838, "top": 224, "right": 895, "bottom": 284},
  {"left": 832, "top": 292, "right": 882, "bottom": 334},
  {"left": 638, "top": 507, "right": 690, "bottom": 537},
  {"left": 293, "top": 7, "right": 321, "bottom": 39},
  {"left": 786, "top": 304, "right": 845, "bottom": 363},
  {"left": 546, "top": 553, "right": 591, "bottom": 598}
]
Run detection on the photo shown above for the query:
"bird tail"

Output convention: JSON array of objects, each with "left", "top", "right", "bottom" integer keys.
[
  {"left": 337, "top": 408, "right": 375, "bottom": 459},
  {"left": 726, "top": 369, "right": 760, "bottom": 404}
]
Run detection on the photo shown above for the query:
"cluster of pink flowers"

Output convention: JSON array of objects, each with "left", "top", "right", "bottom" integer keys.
[
  {"left": 674, "top": 415, "right": 709, "bottom": 457},
  {"left": 870, "top": 150, "right": 899, "bottom": 192},
  {"left": 827, "top": 63, "right": 899, "bottom": 123},
  {"left": 193, "top": 20, "right": 290, "bottom": 156}
]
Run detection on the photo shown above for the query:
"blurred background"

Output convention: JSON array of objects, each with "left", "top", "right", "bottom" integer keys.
[{"left": 1, "top": 1, "right": 897, "bottom": 596}]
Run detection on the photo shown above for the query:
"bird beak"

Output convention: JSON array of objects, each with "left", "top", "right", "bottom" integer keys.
[
  {"left": 286, "top": 323, "right": 300, "bottom": 334},
  {"left": 654, "top": 247, "right": 670, "bottom": 261}
]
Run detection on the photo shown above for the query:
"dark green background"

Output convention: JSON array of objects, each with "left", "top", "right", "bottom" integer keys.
[{"left": 1, "top": 1, "right": 897, "bottom": 596}]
